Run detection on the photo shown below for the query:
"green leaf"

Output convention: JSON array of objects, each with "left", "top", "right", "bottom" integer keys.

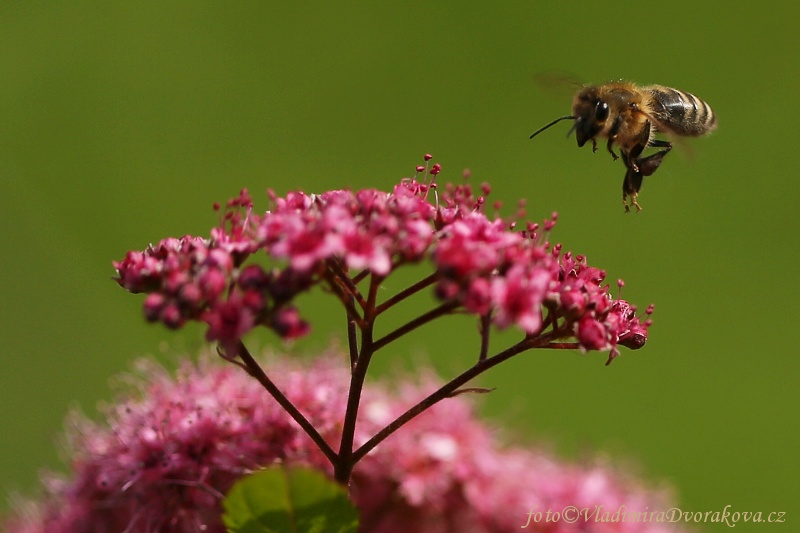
[{"left": 222, "top": 465, "right": 359, "bottom": 533}]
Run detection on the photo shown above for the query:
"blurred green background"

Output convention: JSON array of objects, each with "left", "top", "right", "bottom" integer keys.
[{"left": 1, "top": 2, "right": 797, "bottom": 531}]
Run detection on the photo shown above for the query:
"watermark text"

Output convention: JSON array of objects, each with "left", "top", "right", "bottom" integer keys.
[{"left": 521, "top": 504, "right": 785, "bottom": 528}]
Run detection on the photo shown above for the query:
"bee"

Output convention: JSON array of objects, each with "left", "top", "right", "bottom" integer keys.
[{"left": 530, "top": 81, "right": 717, "bottom": 211}]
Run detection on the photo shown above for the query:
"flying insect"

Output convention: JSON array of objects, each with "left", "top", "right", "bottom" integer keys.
[{"left": 530, "top": 81, "right": 717, "bottom": 211}]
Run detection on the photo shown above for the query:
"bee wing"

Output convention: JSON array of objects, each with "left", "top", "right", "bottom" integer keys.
[
  {"left": 532, "top": 70, "right": 585, "bottom": 101},
  {"left": 670, "top": 134, "right": 696, "bottom": 162}
]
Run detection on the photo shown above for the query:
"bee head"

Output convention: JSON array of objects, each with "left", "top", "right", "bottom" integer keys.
[
  {"left": 529, "top": 86, "right": 611, "bottom": 146},
  {"left": 572, "top": 88, "right": 610, "bottom": 148}
]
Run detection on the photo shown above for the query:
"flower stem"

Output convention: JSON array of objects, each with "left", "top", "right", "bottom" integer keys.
[
  {"left": 323, "top": 267, "right": 365, "bottom": 328},
  {"left": 347, "top": 316, "right": 358, "bottom": 369},
  {"left": 233, "top": 342, "right": 338, "bottom": 465},
  {"left": 372, "top": 300, "right": 460, "bottom": 352},
  {"left": 478, "top": 314, "right": 491, "bottom": 362},
  {"left": 544, "top": 342, "right": 581, "bottom": 349},
  {"left": 334, "top": 274, "right": 383, "bottom": 484},
  {"left": 327, "top": 261, "right": 367, "bottom": 311},
  {"left": 374, "top": 272, "right": 439, "bottom": 315},
  {"left": 352, "top": 333, "right": 556, "bottom": 463}
]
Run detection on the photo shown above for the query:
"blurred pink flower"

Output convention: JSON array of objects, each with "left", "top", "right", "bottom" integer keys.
[{"left": 5, "top": 349, "right": 687, "bottom": 533}]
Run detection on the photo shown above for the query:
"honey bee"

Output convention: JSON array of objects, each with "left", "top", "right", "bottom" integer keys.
[{"left": 530, "top": 81, "right": 717, "bottom": 211}]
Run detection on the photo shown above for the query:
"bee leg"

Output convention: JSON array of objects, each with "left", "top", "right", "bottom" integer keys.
[
  {"left": 621, "top": 148, "right": 670, "bottom": 212},
  {"left": 648, "top": 138, "right": 673, "bottom": 157},
  {"left": 628, "top": 137, "right": 671, "bottom": 181},
  {"left": 592, "top": 139, "right": 598, "bottom": 153},
  {"left": 606, "top": 138, "right": 619, "bottom": 161},
  {"left": 626, "top": 149, "right": 643, "bottom": 173},
  {"left": 622, "top": 166, "right": 644, "bottom": 213},
  {"left": 628, "top": 157, "right": 641, "bottom": 174},
  {"left": 636, "top": 149, "right": 670, "bottom": 177},
  {"left": 605, "top": 115, "right": 623, "bottom": 162},
  {"left": 626, "top": 120, "right": 653, "bottom": 173},
  {"left": 628, "top": 122, "right": 674, "bottom": 172},
  {"left": 649, "top": 139, "right": 672, "bottom": 149},
  {"left": 619, "top": 150, "right": 637, "bottom": 212}
]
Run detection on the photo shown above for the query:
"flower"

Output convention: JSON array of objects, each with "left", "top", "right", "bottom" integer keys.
[
  {"left": 93, "top": 155, "right": 663, "bottom": 530},
  {"left": 4, "top": 348, "right": 686, "bottom": 533},
  {"left": 113, "top": 155, "right": 652, "bottom": 363}
]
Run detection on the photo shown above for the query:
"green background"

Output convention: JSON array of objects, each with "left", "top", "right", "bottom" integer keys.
[{"left": 1, "top": 2, "right": 797, "bottom": 531}]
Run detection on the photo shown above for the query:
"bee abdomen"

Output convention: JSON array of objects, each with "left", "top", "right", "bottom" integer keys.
[{"left": 647, "top": 86, "right": 717, "bottom": 136}]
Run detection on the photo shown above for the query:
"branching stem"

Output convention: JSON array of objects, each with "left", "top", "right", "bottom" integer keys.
[{"left": 231, "top": 342, "right": 338, "bottom": 465}]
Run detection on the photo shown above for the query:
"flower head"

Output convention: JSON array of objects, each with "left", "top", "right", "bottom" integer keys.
[{"left": 113, "top": 155, "right": 652, "bottom": 363}]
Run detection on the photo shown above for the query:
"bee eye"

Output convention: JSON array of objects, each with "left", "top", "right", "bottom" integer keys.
[{"left": 595, "top": 100, "right": 609, "bottom": 121}]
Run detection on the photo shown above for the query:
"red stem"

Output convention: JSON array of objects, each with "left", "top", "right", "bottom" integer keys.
[
  {"left": 352, "top": 332, "right": 559, "bottom": 463},
  {"left": 374, "top": 272, "right": 439, "bottom": 315},
  {"left": 372, "top": 300, "right": 460, "bottom": 352},
  {"left": 334, "top": 274, "right": 383, "bottom": 484},
  {"left": 326, "top": 260, "right": 367, "bottom": 312},
  {"left": 233, "top": 342, "right": 338, "bottom": 465}
]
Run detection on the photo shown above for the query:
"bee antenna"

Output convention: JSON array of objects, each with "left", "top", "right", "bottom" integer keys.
[{"left": 529, "top": 115, "right": 577, "bottom": 139}]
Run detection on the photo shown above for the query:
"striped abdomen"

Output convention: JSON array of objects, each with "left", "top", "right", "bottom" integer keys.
[{"left": 646, "top": 85, "right": 717, "bottom": 136}]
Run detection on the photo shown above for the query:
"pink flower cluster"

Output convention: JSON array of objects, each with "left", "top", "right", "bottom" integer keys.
[
  {"left": 4, "top": 349, "right": 687, "bottom": 533},
  {"left": 114, "top": 157, "right": 652, "bottom": 362}
]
